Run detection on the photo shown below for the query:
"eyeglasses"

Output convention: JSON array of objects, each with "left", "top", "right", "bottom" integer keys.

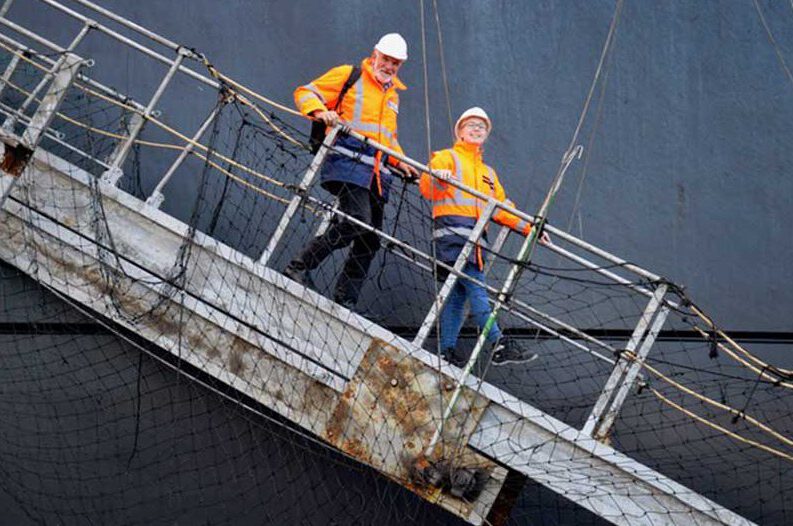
[{"left": 462, "top": 121, "right": 488, "bottom": 131}]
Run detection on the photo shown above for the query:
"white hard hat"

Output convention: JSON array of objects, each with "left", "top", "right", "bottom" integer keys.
[
  {"left": 455, "top": 107, "right": 492, "bottom": 139},
  {"left": 374, "top": 33, "right": 408, "bottom": 61}
]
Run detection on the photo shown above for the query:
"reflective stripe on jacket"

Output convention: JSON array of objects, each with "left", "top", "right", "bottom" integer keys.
[
  {"left": 419, "top": 141, "right": 532, "bottom": 267},
  {"left": 294, "top": 58, "right": 405, "bottom": 154}
]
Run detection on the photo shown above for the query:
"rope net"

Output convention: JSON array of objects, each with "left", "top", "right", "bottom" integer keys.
[{"left": 0, "top": 17, "right": 791, "bottom": 526}]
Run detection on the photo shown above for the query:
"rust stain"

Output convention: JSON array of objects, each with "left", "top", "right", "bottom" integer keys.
[
  {"left": 376, "top": 353, "right": 396, "bottom": 377},
  {"left": 1, "top": 142, "right": 33, "bottom": 177},
  {"left": 227, "top": 336, "right": 248, "bottom": 376},
  {"left": 10, "top": 214, "right": 507, "bottom": 519},
  {"left": 342, "top": 438, "right": 371, "bottom": 463},
  {"left": 325, "top": 395, "right": 351, "bottom": 445},
  {"left": 205, "top": 345, "right": 221, "bottom": 360},
  {"left": 301, "top": 376, "right": 335, "bottom": 415}
]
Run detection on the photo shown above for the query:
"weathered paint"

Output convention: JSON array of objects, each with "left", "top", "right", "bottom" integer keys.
[{"left": 325, "top": 338, "right": 506, "bottom": 523}]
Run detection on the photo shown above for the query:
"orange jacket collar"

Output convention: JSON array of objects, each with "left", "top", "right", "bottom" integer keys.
[
  {"left": 453, "top": 140, "right": 483, "bottom": 157},
  {"left": 362, "top": 58, "right": 407, "bottom": 91}
]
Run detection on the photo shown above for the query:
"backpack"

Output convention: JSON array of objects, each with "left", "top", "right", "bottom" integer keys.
[{"left": 309, "top": 65, "right": 362, "bottom": 153}]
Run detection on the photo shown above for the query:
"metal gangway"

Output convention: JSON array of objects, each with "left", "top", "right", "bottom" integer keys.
[{"left": 0, "top": 1, "right": 760, "bottom": 524}]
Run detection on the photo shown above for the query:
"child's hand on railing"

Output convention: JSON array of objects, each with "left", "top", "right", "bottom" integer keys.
[{"left": 433, "top": 169, "right": 453, "bottom": 181}]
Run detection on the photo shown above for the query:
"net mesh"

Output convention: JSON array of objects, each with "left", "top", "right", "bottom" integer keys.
[{"left": 0, "top": 7, "right": 791, "bottom": 526}]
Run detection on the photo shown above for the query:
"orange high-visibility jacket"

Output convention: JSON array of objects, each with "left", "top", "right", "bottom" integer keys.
[
  {"left": 419, "top": 141, "right": 532, "bottom": 267},
  {"left": 294, "top": 58, "right": 405, "bottom": 154}
]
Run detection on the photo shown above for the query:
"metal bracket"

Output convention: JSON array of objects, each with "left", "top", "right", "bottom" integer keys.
[{"left": 582, "top": 283, "right": 669, "bottom": 440}]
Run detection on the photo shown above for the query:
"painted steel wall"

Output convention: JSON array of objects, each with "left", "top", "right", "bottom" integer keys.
[{"left": 13, "top": 0, "right": 793, "bottom": 331}]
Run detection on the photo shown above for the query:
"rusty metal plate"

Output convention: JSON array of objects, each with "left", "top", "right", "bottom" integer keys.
[{"left": 324, "top": 338, "right": 507, "bottom": 523}]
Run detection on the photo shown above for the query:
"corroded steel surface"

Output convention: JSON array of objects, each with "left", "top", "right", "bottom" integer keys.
[{"left": 325, "top": 338, "right": 506, "bottom": 523}]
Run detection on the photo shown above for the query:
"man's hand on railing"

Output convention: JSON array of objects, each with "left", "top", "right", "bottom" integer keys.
[
  {"left": 312, "top": 110, "right": 340, "bottom": 127},
  {"left": 538, "top": 231, "right": 552, "bottom": 246},
  {"left": 395, "top": 160, "right": 419, "bottom": 181}
]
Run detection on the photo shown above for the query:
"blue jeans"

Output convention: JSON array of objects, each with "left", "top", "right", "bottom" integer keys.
[{"left": 439, "top": 263, "right": 502, "bottom": 350}]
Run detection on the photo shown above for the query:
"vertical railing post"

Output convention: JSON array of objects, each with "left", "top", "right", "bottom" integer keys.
[
  {"left": 582, "top": 283, "right": 669, "bottom": 439},
  {"left": 459, "top": 226, "right": 510, "bottom": 322},
  {"left": 484, "top": 226, "right": 509, "bottom": 275},
  {"left": 145, "top": 104, "right": 223, "bottom": 208},
  {"left": 0, "top": 52, "right": 20, "bottom": 99},
  {"left": 103, "top": 111, "right": 142, "bottom": 164},
  {"left": 596, "top": 306, "right": 669, "bottom": 439},
  {"left": 258, "top": 126, "right": 340, "bottom": 266},
  {"left": 412, "top": 199, "right": 498, "bottom": 347},
  {"left": 0, "top": 0, "right": 15, "bottom": 17},
  {"left": 1, "top": 52, "right": 83, "bottom": 206},
  {"left": 2, "top": 20, "right": 93, "bottom": 132},
  {"left": 101, "top": 47, "right": 190, "bottom": 186}
]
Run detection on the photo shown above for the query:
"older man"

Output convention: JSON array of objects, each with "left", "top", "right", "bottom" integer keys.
[
  {"left": 285, "top": 33, "right": 417, "bottom": 310},
  {"left": 420, "top": 107, "right": 546, "bottom": 366}
]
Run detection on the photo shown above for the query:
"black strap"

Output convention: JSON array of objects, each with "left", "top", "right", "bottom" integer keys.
[
  {"left": 333, "top": 64, "right": 361, "bottom": 114},
  {"left": 309, "top": 64, "right": 361, "bottom": 152}
]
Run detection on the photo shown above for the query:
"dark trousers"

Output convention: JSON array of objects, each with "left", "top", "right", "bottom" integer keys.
[{"left": 290, "top": 183, "right": 384, "bottom": 304}]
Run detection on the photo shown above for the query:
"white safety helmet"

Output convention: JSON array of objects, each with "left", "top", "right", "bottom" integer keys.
[
  {"left": 455, "top": 107, "right": 492, "bottom": 139},
  {"left": 374, "top": 33, "right": 408, "bottom": 61}
]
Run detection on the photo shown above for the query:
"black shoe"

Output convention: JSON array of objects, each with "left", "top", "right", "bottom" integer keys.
[
  {"left": 491, "top": 338, "right": 538, "bottom": 366},
  {"left": 441, "top": 347, "right": 466, "bottom": 368},
  {"left": 283, "top": 263, "right": 316, "bottom": 290}
]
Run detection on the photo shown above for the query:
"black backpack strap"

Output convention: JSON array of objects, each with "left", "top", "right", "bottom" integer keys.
[
  {"left": 333, "top": 65, "right": 362, "bottom": 115},
  {"left": 309, "top": 64, "right": 362, "bottom": 153}
]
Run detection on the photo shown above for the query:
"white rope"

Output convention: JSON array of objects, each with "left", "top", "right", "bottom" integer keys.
[
  {"left": 432, "top": 0, "right": 455, "bottom": 139},
  {"left": 752, "top": 0, "right": 793, "bottom": 89}
]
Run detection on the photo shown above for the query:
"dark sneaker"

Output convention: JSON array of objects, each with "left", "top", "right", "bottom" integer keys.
[
  {"left": 283, "top": 263, "right": 316, "bottom": 290},
  {"left": 491, "top": 338, "right": 538, "bottom": 366},
  {"left": 441, "top": 347, "right": 467, "bottom": 368}
]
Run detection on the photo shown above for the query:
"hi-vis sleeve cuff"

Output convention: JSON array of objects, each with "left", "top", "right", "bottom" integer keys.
[
  {"left": 295, "top": 89, "right": 327, "bottom": 116},
  {"left": 295, "top": 83, "right": 327, "bottom": 116},
  {"left": 419, "top": 152, "right": 455, "bottom": 200},
  {"left": 494, "top": 199, "right": 533, "bottom": 235}
]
